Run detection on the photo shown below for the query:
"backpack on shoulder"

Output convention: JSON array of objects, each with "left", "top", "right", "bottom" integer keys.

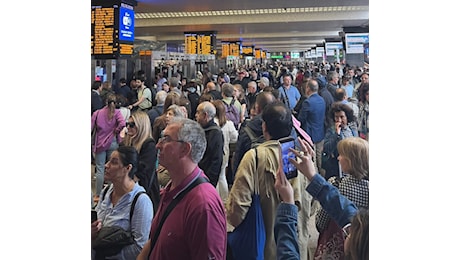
[
  {"left": 225, "top": 98, "right": 241, "bottom": 130},
  {"left": 243, "top": 125, "right": 265, "bottom": 149}
]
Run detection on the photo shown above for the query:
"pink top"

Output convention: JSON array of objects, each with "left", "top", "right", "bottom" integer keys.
[{"left": 91, "top": 107, "right": 125, "bottom": 153}]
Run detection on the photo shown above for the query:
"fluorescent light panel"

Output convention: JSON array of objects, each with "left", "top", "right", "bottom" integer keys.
[{"left": 135, "top": 6, "right": 367, "bottom": 19}]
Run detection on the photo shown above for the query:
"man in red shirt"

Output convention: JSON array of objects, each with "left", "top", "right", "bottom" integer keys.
[{"left": 137, "top": 118, "right": 227, "bottom": 260}]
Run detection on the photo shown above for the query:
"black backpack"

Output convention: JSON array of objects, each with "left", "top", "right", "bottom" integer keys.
[{"left": 242, "top": 125, "right": 265, "bottom": 149}]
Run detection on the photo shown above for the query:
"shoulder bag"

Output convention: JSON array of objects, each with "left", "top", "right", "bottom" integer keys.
[
  {"left": 227, "top": 148, "right": 266, "bottom": 260},
  {"left": 92, "top": 188, "right": 147, "bottom": 259}
]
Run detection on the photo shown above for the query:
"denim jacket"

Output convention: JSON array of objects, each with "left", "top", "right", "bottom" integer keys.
[{"left": 274, "top": 203, "right": 300, "bottom": 260}]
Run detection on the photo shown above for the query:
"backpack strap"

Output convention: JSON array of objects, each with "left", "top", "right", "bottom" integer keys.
[
  {"left": 243, "top": 126, "right": 257, "bottom": 142},
  {"left": 130, "top": 191, "right": 147, "bottom": 221}
]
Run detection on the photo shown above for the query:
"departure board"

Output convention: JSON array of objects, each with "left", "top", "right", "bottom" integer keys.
[
  {"left": 255, "top": 48, "right": 261, "bottom": 59},
  {"left": 184, "top": 31, "right": 216, "bottom": 55},
  {"left": 228, "top": 41, "right": 241, "bottom": 57},
  {"left": 91, "top": 1, "right": 135, "bottom": 59},
  {"left": 221, "top": 42, "right": 230, "bottom": 58},
  {"left": 242, "top": 45, "right": 254, "bottom": 56}
]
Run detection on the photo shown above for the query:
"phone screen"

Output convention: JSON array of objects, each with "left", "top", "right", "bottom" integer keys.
[
  {"left": 91, "top": 210, "right": 98, "bottom": 223},
  {"left": 279, "top": 137, "right": 298, "bottom": 179}
]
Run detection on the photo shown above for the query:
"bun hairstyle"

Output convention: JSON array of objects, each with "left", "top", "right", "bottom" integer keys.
[{"left": 116, "top": 146, "right": 139, "bottom": 179}]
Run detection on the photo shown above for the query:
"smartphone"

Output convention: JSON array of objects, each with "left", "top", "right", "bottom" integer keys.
[
  {"left": 91, "top": 210, "right": 98, "bottom": 223},
  {"left": 278, "top": 137, "right": 298, "bottom": 179}
]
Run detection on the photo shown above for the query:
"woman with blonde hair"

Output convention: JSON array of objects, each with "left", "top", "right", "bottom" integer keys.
[
  {"left": 211, "top": 100, "right": 238, "bottom": 203},
  {"left": 315, "top": 137, "right": 369, "bottom": 260},
  {"left": 122, "top": 111, "right": 160, "bottom": 211}
]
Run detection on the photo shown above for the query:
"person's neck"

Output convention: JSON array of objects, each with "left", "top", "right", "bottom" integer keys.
[
  {"left": 168, "top": 162, "right": 198, "bottom": 190},
  {"left": 112, "top": 179, "right": 135, "bottom": 198}
]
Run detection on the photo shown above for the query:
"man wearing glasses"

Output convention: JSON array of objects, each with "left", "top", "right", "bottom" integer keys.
[
  {"left": 137, "top": 118, "right": 227, "bottom": 260},
  {"left": 195, "top": 101, "right": 224, "bottom": 187}
]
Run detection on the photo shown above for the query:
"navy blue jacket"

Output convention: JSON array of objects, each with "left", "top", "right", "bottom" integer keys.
[{"left": 297, "top": 93, "right": 326, "bottom": 143}]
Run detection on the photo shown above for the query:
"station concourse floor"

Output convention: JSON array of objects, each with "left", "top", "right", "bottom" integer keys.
[{"left": 91, "top": 163, "right": 319, "bottom": 259}]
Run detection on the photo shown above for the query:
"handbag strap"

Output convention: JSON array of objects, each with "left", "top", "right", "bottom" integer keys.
[
  {"left": 148, "top": 175, "right": 209, "bottom": 258},
  {"left": 100, "top": 184, "right": 147, "bottom": 222},
  {"left": 254, "top": 148, "right": 259, "bottom": 195}
]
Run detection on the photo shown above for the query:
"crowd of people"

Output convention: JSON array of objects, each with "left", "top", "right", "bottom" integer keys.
[{"left": 91, "top": 61, "right": 369, "bottom": 260}]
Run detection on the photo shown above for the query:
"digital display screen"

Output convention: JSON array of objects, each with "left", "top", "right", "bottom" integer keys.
[
  {"left": 91, "top": 5, "right": 116, "bottom": 57},
  {"left": 242, "top": 45, "right": 254, "bottom": 56},
  {"left": 184, "top": 31, "right": 216, "bottom": 55},
  {"left": 325, "top": 42, "right": 343, "bottom": 56},
  {"left": 255, "top": 49, "right": 261, "bottom": 59},
  {"left": 119, "top": 3, "right": 134, "bottom": 42},
  {"left": 345, "top": 33, "right": 369, "bottom": 54},
  {"left": 91, "top": 2, "right": 134, "bottom": 59},
  {"left": 221, "top": 41, "right": 241, "bottom": 57}
]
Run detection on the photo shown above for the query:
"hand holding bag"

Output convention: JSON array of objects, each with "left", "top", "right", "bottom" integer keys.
[{"left": 227, "top": 148, "right": 266, "bottom": 260}]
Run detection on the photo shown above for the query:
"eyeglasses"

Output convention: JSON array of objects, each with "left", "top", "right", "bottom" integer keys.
[
  {"left": 126, "top": 122, "right": 136, "bottom": 128},
  {"left": 158, "top": 135, "right": 185, "bottom": 144},
  {"left": 342, "top": 224, "right": 351, "bottom": 238}
]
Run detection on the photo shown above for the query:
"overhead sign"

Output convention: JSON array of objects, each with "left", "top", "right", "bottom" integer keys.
[
  {"left": 184, "top": 31, "right": 217, "bottom": 55},
  {"left": 91, "top": 1, "right": 135, "bottom": 59},
  {"left": 345, "top": 33, "right": 369, "bottom": 54}
]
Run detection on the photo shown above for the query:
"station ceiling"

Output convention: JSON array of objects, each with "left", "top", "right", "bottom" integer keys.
[{"left": 132, "top": 0, "right": 369, "bottom": 53}]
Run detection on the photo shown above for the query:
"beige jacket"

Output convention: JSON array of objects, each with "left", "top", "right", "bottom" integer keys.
[{"left": 226, "top": 140, "right": 301, "bottom": 260}]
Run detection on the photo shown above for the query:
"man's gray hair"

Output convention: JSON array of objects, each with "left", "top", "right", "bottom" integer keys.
[{"left": 170, "top": 118, "right": 207, "bottom": 163}]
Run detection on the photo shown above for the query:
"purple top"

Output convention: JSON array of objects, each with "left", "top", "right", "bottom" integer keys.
[{"left": 91, "top": 107, "right": 125, "bottom": 153}]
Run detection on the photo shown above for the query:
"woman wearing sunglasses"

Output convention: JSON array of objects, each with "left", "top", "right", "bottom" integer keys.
[
  {"left": 121, "top": 111, "right": 160, "bottom": 212},
  {"left": 92, "top": 93, "right": 126, "bottom": 203}
]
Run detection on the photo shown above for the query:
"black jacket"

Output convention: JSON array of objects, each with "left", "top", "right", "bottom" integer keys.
[{"left": 198, "top": 121, "right": 224, "bottom": 187}]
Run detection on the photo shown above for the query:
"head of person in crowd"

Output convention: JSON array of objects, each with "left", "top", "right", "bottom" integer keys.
[
  {"left": 335, "top": 87, "right": 348, "bottom": 102},
  {"left": 236, "top": 70, "right": 246, "bottom": 80},
  {"left": 282, "top": 73, "right": 293, "bottom": 87},
  {"left": 233, "top": 84, "right": 245, "bottom": 101},
  {"left": 344, "top": 208, "right": 369, "bottom": 260},
  {"left": 199, "top": 93, "right": 214, "bottom": 103},
  {"left": 105, "top": 93, "right": 117, "bottom": 110},
  {"left": 337, "top": 137, "right": 369, "bottom": 180},
  {"left": 161, "top": 82, "right": 170, "bottom": 92},
  {"left": 157, "top": 118, "right": 207, "bottom": 166},
  {"left": 165, "top": 104, "right": 186, "bottom": 125},
  {"left": 195, "top": 101, "right": 216, "bottom": 127},
  {"left": 301, "top": 79, "right": 319, "bottom": 97},
  {"left": 105, "top": 145, "right": 139, "bottom": 183},
  {"left": 206, "top": 81, "right": 217, "bottom": 93},
  {"left": 261, "top": 101, "right": 293, "bottom": 140},
  {"left": 169, "top": 76, "right": 181, "bottom": 90},
  {"left": 327, "top": 71, "right": 340, "bottom": 85},
  {"left": 115, "top": 94, "right": 129, "bottom": 109},
  {"left": 92, "top": 80, "right": 102, "bottom": 91},
  {"left": 259, "top": 77, "right": 270, "bottom": 91},
  {"left": 254, "top": 91, "right": 276, "bottom": 115},
  {"left": 358, "top": 83, "right": 369, "bottom": 104},
  {"left": 360, "top": 73, "right": 369, "bottom": 84},
  {"left": 124, "top": 111, "right": 153, "bottom": 151},
  {"left": 263, "top": 87, "right": 281, "bottom": 101},
  {"left": 221, "top": 83, "right": 234, "bottom": 99},
  {"left": 329, "top": 102, "right": 356, "bottom": 129},
  {"left": 247, "top": 81, "right": 258, "bottom": 94},
  {"left": 155, "top": 90, "right": 168, "bottom": 106},
  {"left": 163, "top": 92, "right": 182, "bottom": 114}
]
